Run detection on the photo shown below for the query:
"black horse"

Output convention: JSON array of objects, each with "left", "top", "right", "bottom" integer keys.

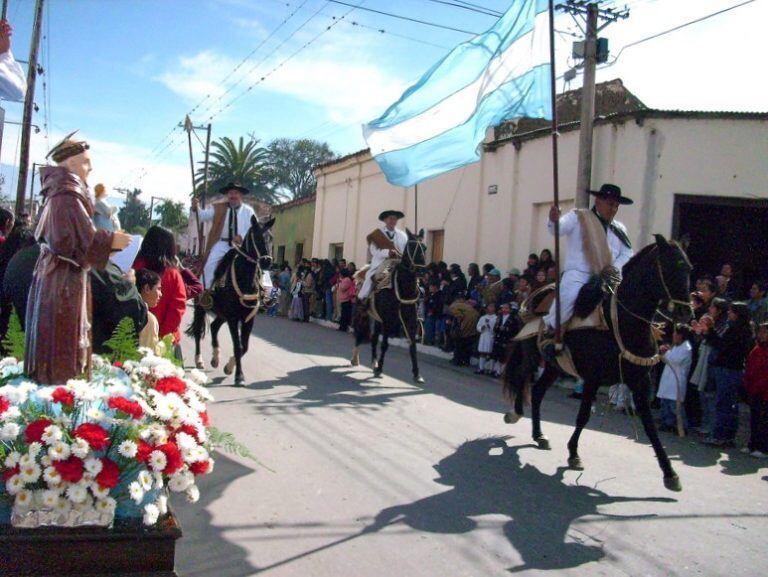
[
  {"left": 503, "top": 234, "right": 693, "bottom": 491},
  {"left": 352, "top": 229, "right": 427, "bottom": 383},
  {"left": 189, "top": 215, "right": 274, "bottom": 386}
]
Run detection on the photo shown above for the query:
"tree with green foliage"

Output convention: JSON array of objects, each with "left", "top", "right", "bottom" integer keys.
[
  {"left": 155, "top": 199, "right": 188, "bottom": 230},
  {"left": 118, "top": 188, "right": 149, "bottom": 233},
  {"left": 195, "top": 136, "right": 275, "bottom": 204},
  {"left": 266, "top": 138, "right": 336, "bottom": 201}
]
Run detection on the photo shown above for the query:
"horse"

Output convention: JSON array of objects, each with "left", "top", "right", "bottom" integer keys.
[
  {"left": 352, "top": 229, "right": 427, "bottom": 384},
  {"left": 188, "top": 215, "right": 274, "bottom": 386},
  {"left": 503, "top": 234, "right": 693, "bottom": 491}
]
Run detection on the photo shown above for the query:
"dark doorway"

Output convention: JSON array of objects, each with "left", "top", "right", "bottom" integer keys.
[{"left": 673, "top": 194, "right": 768, "bottom": 297}]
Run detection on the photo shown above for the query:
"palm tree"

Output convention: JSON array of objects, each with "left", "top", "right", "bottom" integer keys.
[{"left": 194, "top": 136, "right": 276, "bottom": 203}]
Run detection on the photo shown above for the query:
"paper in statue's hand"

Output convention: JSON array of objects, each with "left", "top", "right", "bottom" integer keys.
[{"left": 110, "top": 234, "right": 143, "bottom": 273}]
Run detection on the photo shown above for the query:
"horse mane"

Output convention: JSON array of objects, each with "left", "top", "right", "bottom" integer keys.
[{"left": 621, "top": 243, "right": 658, "bottom": 277}]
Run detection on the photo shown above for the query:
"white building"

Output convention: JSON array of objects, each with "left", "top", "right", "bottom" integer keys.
[{"left": 313, "top": 80, "right": 768, "bottom": 286}]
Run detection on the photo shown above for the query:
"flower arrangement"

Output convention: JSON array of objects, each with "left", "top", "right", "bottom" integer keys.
[{"left": 0, "top": 351, "right": 216, "bottom": 528}]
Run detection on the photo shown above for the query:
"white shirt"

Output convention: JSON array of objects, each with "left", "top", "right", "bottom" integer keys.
[
  {"left": 549, "top": 209, "right": 633, "bottom": 274},
  {"left": 657, "top": 341, "right": 693, "bottom": 401},
  {"left": 197, "top": 202, "right": 256, "bottom": 243},
  {"left": 369, "top": 225, "right": 408, "bottom": 267},
  {"left": 0, "top": 51, "right": 26, "bottom": 101}
]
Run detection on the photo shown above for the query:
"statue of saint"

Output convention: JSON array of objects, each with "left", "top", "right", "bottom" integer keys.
[{"left": 24, "top": 132, "right": 131, "bottom": 383}]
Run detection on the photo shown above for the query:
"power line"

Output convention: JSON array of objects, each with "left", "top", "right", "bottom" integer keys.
[
  {"left": 420, "top": 0, "right": 502, "bottom": 17},
  {"left": 326, "top": 0, "right": 481, "bottom": 35}
]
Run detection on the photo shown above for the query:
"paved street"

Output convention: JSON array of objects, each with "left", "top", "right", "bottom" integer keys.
[{"left": 176, "top": 316, "right": 767, "bottom": 577}]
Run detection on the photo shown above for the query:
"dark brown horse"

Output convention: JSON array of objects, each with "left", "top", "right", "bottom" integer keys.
[
  {"left": 352, "top": 229, "right": 427, "bottom": 383},
  {"left": 503, "top": 235, "right": 693, "bottom": 491}
]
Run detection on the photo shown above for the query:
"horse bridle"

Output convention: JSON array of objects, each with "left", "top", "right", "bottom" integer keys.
[
  {"left": 404, "top": 239, "right": 427, "bottom": 270},
  {"left": 655, "top": 257, "right": 692, "bottom": 315}
]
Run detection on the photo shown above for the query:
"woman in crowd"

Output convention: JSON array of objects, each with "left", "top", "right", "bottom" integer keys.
[
  {"left": 531, "top": 268, "right": 548, "bottom": 291},
  {"left": 747, "top": 281, "right": 768, "bottom": 326},
  {"left": 289, "top": 271, "right": 305, "bottom": 321},
  {"left": 133, "top": 225, "right": 187, "bottom": 360},
  {"left": 337, "top": 268, "right": 355, "bottom": 332},
  {"left": 691, "top": 297, "right": 729, "bottom": 436},
  {"left": 522, "top": 253, "right": 539, "bottom": 282},
  {"left": 702, "top": 302, "right": 754, "bottom": 447},
  {"left": 743, "top": 322, "right": 768, "bottom": 458},
  {"left": 0, "top": 208, "right": 14, "bottom": 246},
  {"left": 467, "top": 263, "right": 483, "bottom": 303},
  {"left": 538, "top": 249, "right": 555, "bottom": 275}
]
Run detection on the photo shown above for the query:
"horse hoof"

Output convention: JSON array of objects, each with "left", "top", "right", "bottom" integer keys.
[
  {"left": 195, "top": 356, "right": 204, "bottom": 370},
  {"left": 223, "top": 357, "right": 236, "bottom": 376},
  {"left": 568, "top": 457, "right": 584, "bottom": 470},
  {"left": 211, "top": 348, "right": 220, "bottom": 368},
  {"left": 535, "top": 436, "right": 551, "bottom": 450},
  {"left": 234, "top": 377, "right": 245, "bottom": 387},
  {"left": 373, "top": 369, "right": 383, "bottom": 378},
  {"left": 413, "top": 375, "right": 425, "bottom": 384},
  {"left": 664, "top": 475, "right": 682, "bottom": 492},
  {"left": 504, "top": 412, "right": 522, "bottom": 425}
]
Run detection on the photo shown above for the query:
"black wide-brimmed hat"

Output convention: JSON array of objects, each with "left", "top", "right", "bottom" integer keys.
[
  {"left": 378, "top": 210, "right": 405, "bottom": 221},
  {"left": 219, "top": 182, "right": 250, "bottom": 195},
  {"left": 588, "top": 183, "right": 633, "bottom": 205}
]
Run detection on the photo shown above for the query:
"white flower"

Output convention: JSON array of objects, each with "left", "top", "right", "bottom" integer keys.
[
  {"left": 84, "top": 457, "right": 103, "bottom": 475},
  {"left": 40, "top": 489, "right": 61, "bottom": 509},
  {"left": 149, "top": 450, "right": 167, "bottom": 472},
  {"left": 185, "top": 485, "right": 200, "bottom": 503},
  {"left": 90, "top": 483, "right": 110, "bottom": 500},
  {"left": 129, "top": 481, "right": 145, "bottom": 504},
  {"left": 5, "top": 475, "right": 23, "bottom": 495},
  {"left": 19, "top": 453, "right": 34, "bottom": 467},
  {"left": 27, "top": 442, "right": 43, "bottom": 457},
  {"left": 73, "top": 495, "right": 94, "bottom": 513},
  {"left": 118, "top": 440, "right": 138, "bottom": 459},
  {"left": 48, "top": 441, "right": 71, "bottom": 461},
  {"left": 87, "top": 408, "right": 107, "bottom": 422},
  {"left": 66, "top": 484, "right": 88, "bottom": 504},
  {"left": 96, "top": 497, "right": 117, "bottom": 514},
  {"left": 143, "top": 503, "right": 160, "bottom": 526},
  {"left": 168, "top": 471, "right": 193, "bottom": 493},
  {"left": 40, "top": 455, "right": 52, "bottom": 467},
  {"left": 1, "top": 406, "right": 21, "bottom": 422},
  {"left": 138, "top": 470, "right": 153, "bottom": 491},
  {"left": 0, "top": 422, "right": 20, "bottom": 440},
  {"left": 43, "top": 466, "right": 62, "bottom": 486},
  {"left": 175, "top": 432, "right": 197, "bottom": 452},
  {"left": 19, "top": 463, "right": 41, "bottom": 483},
  {"left": 14, "top": 489, "right": 34, "bottom": 511},
  {"left": 4, "top": 451, "right": 21, "bottom": 468},
  {"left": 71, "top": 438, "right": 90, "bottom": 459},
  {"left": 41, "top": 424, "right": 63, "bottom": 445},
  {"left": 156, "top": 493, "right": 168, "bottom": 515},
  {"left": 66, "top": 379, "right": 100, "bottom": 402},
  {"left": 154, "top": 472, "right": 165, "bottom": 489},
  {"left": 54, "top": 498, "right": 72, "bottom": 515},
  {"left": 188, "top": 369, "right": 209, "bottom": 386}
]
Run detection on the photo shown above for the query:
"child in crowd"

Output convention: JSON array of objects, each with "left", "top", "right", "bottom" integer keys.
[
  {"left": 424, "top": 281, "right": 445, "bottom": 346},
  {"left": 476, "top": 302, "right": 497, "bottom": 375},
  {"left": 743, "top": 323, "right": 768, "bottom": 458},
  {"left": 136, "top": 269, "right": 162, "bottom": 354},
  {"left": 267, "top": 283, "right": 281, "bottom": 317},
  {"left": 289, "top": 272, "right": 305, "bottom": 321},
  {"left": 657, "top": 324, "right": 694, "bottom": 433}
]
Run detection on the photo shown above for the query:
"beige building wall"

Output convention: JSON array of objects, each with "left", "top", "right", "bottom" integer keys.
[{"left": 314, "top": 115, "right": 767, "bottom": 270}]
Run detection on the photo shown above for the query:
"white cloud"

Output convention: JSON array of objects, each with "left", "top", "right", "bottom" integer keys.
[{"left": 156, "top": 50, "right": 232, "bottom": 104}]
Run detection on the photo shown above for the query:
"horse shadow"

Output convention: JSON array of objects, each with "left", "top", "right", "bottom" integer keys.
[
  {"left": 241, "top": 364, "right": 427, "bottom": 412},
  {"left": 174, "top": 452, "right": 257, "bottom": 577},
  {"left": 362, "top": 437, "right": 676, "bottom": 573}
]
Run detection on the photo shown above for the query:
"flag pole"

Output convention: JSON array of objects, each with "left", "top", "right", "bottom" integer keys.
[{"left": 548, "top": 0, "right": 562, "bottom": 344}]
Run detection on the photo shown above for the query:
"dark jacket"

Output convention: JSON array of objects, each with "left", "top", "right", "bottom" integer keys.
[
  {"left": 706, "top": 321, "right": 754, "bottom": 371},
  {"left": 91, "top": 262, "right": 148, "bottom": 353},
  {"left": 424, "top": 290, "right": 445, "bottom": 317}
]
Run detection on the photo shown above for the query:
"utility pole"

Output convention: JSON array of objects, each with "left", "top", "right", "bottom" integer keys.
[
  {"left": 559, "top": 1, "right": 629, "bottom": 208},
  {"left": 15, "top": 0, "right": 45, "bottom": 217},
  {"left": 1, "top": 0, "right": 8, "bottom": 20},
  {"left": 28, "top": 161, "right": 44, "bottom": 215},
  {"left": 179, "top": 117, "right": 212, "bottom": 256}
]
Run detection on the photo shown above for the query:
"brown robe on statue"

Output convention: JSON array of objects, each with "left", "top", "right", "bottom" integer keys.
[{"left": 24, "top": 166, "right": 113, "bottom": 384}]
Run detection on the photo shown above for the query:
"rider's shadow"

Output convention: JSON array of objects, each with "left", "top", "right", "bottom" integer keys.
[{"left": 363, "top": 437, "right": 675, "bottom": 573}]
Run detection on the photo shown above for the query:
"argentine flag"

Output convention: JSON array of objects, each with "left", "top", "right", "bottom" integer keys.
[{"left": 364, "top": 0, "right": 555, "bottom": 187}]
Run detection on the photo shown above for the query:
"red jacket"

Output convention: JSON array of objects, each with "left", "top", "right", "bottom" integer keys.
[
  {"left": 744, "top": 343, "right": 768, "bottom": 402},
  {"left": 133, "top": 258, "right": 187, "bottom": 345}
]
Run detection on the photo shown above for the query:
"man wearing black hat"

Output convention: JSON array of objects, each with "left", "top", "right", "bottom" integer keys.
[
  {"left": 191, "top": 183, "right": 256, "bottom": 289},
  {"left": 358, "top": 209, "right": 407, "bottom": 301},
  {"left": 544, "top": 183, "right": 634, "bottom": 330}
]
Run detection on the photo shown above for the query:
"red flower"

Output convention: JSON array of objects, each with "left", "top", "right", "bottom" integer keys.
[
  {"left": 189, "top": 460, "right": 210, "bottom": 476},
  {"left": 53, "top": 456, "right": 84, "bottom": 483},
  {"left": 108, "top": 397, "right": 144, "bottom": 420},
  {"left": 154, "top": 377, "right": 187, "bottom": 396},
  {"left": 136, "top": 440, "right": 154, "bottom": 463},
  {"left": 2, "top": 465, "right": 20, "bottom": 482},
  {"left": 25, "top": 418, "right": 53, "bottom": 444},
  {"left": 51, "top": 387, "right": 75, "bottom": 407},
  {"left": 96, "top": 458, "right": 120, "bottom": 489},
  {"left": 199, "top": 411, "right": 210, "bottom": 427},
  {"left": 176, "top": 424, "right": 201, "bottom": 443},
  {"left": 158, "top": 442, "right": 183, "bottom": 475},
  {"left": 113, "top": 361, "right": 123, "bottom": 369},
  {"left": 73, "top": 423, "right": 110, "bottom": 451},
  {"left": 0, "top": 396, "right": 9, "bottom": 416}
]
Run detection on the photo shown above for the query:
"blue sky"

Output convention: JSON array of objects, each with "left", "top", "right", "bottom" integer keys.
[{"left": 1, "top": 0, "right": 765, "bottom": 206}]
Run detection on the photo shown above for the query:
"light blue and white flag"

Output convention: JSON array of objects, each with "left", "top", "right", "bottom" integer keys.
[{"left": 364, "top": 0, "right": 555, "bottom": 187}]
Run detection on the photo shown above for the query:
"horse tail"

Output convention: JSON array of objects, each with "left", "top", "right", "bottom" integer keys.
[
  {"left": 185, "top": 303, "right": 207, "bottom": 339},
  {"left": 352, "top": 302, "right": 370, "bottom": 346},
  {"left": 502, "top": 338, "right": 538, "bottom": 414}
]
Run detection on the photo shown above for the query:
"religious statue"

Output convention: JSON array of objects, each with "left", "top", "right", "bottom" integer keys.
[{"left": 24, "top": 132, "right": 130, "bottom": 384}]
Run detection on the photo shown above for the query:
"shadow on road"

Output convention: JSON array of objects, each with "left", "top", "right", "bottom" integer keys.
[
  {"left": 175, "top": 453, "right": 258, "bottom": 577},
  {"left": 363, "top": 437, "right": 676, "bottom": 573}
]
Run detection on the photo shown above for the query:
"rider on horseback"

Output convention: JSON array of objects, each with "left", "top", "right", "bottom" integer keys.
[
  {"left": 357, "top": 210, "right": 408, "bottom": 303},
  {"left": 545, "top": 183, "right": 634, "bottom": 333},
  {"left": 191, "top": 183, "right": 256, "bottom": 290}
]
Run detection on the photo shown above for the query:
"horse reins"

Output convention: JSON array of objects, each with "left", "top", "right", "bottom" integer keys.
[{"left": 227, "top": 230, "right": 268, "bottom": 322}]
